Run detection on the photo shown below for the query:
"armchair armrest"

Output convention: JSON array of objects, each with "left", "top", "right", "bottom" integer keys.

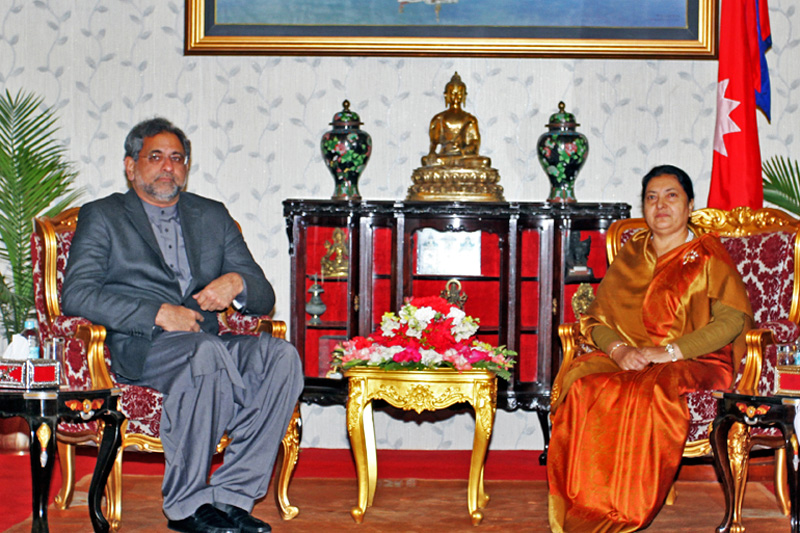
[
  {"left": 75, "top": 322, "right": 114, "bottom": 390},
  {"left": 758, "top": 319, "right": 800, "bottom": 345},
  {"left": 552, "top": 323, "right": 585, "bottom": 410},
  {"left": 737, "top": 328, "right": 773, "bottom": 396},
  {"left": 737, "top": 319, "right": 800, "bottom": 396},
  {"left": 218, "top": 308, "right": 287, "bottom": 340},
  {"left": 49, "top": 314, "right": 114, "bottom": 391}
]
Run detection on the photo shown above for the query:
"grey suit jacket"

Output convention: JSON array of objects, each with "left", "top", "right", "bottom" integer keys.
[{"left": 62, "top": 189, "right": 275, "bottom": 381}]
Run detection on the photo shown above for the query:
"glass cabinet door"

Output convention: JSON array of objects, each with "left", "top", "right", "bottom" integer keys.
[
  {"left": 404, "top": 219, "right": 508, "bottom": 352},
  {"left": 560, "top": 227, "right": 611, "bottom": 324},
  {"left": 298, "top": 224, "right": 351, "bottom": 379}
]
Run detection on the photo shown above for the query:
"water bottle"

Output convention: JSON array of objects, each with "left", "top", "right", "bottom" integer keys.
[{"left": 21, "top": 318, "right": 40, "bottom": 359}]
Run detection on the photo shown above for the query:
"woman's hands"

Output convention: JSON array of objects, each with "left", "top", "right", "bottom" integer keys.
[
  {"left": 640, "top": 345, "right": 684, "bottom": 364},
  {"left": 608, "top": 342, "right": 683, "bottom": 370},
  {"left": 608, "top": 343, "right": 649, "bottom": 371}
]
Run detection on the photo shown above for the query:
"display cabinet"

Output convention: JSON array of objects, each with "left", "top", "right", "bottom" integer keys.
[{"left": 283, "top": 200, "right": 630, "bottom": 441}]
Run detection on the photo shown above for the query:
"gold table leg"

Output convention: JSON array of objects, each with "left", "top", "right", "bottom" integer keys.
[
  {"left": 345, "top": 369, "right": 497, "bottom": 526},
  {"left": 347, "top": 376, "right": 376, "bottom": 523},
  {"left": 468, "top": 381, "right": 494, "bottom": 525}
]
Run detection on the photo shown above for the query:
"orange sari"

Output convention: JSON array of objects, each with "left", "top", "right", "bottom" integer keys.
[{"left": 548, "top": 231, "right": 753, "bottom": 533}]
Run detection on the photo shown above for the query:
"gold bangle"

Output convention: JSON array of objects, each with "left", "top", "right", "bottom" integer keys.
[{"left": 608, "top": 342, "right": 627, "bottom": 359}]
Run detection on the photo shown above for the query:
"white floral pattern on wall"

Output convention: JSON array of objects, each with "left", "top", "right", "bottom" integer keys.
[{"left": 2, "top": 0, "right": 798, "bottom": 450}]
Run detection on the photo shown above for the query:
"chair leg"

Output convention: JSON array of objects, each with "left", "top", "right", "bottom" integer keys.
[
  {"left": 274, "top": 403, "right": 301, "bottom": 520},
  {"left": 665, "top": 483, "right": 677, "bottom": 506},
  {"left": 54, "top": 440, "right": 75, "bottom": 509},
  {"left": 104, "top": 445, "right": 124, "bottom": 532},
  {"left": 774, "top": 447, "right": 791, "bottom": 516},
  {"left": 728, "top": 422, "right": 751, "bottom": 533}
]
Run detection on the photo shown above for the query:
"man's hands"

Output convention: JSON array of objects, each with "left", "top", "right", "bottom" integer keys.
[
  {"left": 155, "top": 273, "right": 244, "bottom": 332},
  {"left": 193, "top": 273, "right": 244, "bottom": 312},
  {"left": 155, "top": 303, "right": 204, "bottom": 332},
  {"left": 608, "top": 342, "right": 683, "bottom": 370}
]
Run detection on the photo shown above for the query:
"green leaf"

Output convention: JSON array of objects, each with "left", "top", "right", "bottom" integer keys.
[
  {"left": 0, "top": 89, "right": 82, "bottom": 340},
  {"left": 763, "top": 155, "right": 800, "bottom": 216}
]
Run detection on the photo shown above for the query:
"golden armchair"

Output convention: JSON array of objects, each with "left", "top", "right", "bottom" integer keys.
[
  {"left": 32, "top": 207, "right": 301, "bottom": 531},
  {"left": 552, "top": 207, "right": 800, "bottom": 532}
]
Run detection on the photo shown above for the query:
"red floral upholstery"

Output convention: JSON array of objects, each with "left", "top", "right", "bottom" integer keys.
[{"left": 691, "top": 231, "right": 797, "bottom": 441}]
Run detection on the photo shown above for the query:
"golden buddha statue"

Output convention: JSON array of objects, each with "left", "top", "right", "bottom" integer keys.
[
  {"left": 407, "top": 72, "right": 504, "bottom": 201},
  {"left": 320, "top": 228, "right": 349, "bottom": 278},
  {"left": 422, "top": 73, "right": 491, "bottom": 169}
]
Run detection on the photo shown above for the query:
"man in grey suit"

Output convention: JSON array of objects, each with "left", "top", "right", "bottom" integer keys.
[{"left": 62, "top": 117, "right": 303, "bottom": 533}]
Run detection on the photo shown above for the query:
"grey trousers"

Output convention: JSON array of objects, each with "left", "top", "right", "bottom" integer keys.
[{"left": 130, "top": 331, "right": 304, "bottom": 520}]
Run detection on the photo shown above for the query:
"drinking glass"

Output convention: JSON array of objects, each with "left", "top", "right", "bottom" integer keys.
[
  {"left": 45, "top": 337, "right": 65, "bottom": 385},
  {"left": 778, "top": 344, "right": 796, "bottom": 366}
]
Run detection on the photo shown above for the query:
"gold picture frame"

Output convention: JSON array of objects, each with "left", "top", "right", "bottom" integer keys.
[{"left": 185, "top": 0, "right": 718, "bottom": 59}]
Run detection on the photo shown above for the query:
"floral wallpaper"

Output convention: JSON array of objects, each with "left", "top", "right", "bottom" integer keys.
[{"left": 1, "top": 0, "right": 798, "bottom": 451}]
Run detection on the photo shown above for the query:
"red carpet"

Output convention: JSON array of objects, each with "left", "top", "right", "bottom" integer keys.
[{"left": 0, "top": 447, "right": 545, "bottom": 530}]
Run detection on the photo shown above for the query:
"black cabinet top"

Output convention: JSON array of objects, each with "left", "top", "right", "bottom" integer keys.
[{"left": 283, "top": 199, "right": 631, "bottom": 220}]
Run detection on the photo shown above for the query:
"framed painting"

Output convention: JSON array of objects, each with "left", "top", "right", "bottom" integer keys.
[{"left": 185, "top": 0, "right": 718, "bottom": 58}]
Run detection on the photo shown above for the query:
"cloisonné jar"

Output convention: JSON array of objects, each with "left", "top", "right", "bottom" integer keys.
[
  {"left": 536, "top": 101, "right": 589, "bottom": 203},
  {"left": 320, "top": 100, "right": 372, "bottom": 201}
]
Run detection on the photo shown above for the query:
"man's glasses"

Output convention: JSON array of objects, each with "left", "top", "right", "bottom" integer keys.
[{"left": 145, "top": 152, "right": 188, "bottom": 166}]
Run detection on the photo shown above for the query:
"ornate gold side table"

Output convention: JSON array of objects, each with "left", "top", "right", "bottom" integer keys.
[{"left": 344, "top": 367, "right": 497, "bottom": 526}]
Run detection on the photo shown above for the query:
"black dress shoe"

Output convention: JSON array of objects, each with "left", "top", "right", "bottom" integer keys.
[
  {"left": 167, "top": 504, "right": 240, "bottom": 533},
  {"left": 218, "top": 505, "right": 272, "bottom": 533}
]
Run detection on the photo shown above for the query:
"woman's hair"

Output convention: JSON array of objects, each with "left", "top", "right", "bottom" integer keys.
[{"left": 641, "top": 165, "right": 694, "bottom": 204}]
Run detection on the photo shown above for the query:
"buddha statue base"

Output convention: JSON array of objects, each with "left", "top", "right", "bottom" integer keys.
[{"left": 406, "top": 166, "right": 505, "bottom": 202}]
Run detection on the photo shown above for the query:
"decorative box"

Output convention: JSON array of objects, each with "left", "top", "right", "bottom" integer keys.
[
  {"left": 0, "top": 358, "right": 61, "bottom": 390},
  {"left": 775, "top": 365, "right": 800, "bottom": 397}
]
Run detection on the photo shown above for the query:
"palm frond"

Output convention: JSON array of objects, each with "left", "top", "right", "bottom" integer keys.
[
  {"left": 763, "top": 155, "right": 800, "bottom": 216},
  {"left": 0, "top": 89, "right": 81, "bottom": 340}
]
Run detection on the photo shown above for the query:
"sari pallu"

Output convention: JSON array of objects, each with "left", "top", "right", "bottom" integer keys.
[{"left": 547, "top": 232, "right": 753, "bottom": 533}]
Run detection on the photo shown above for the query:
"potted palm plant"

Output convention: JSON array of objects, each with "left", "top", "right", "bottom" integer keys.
[
  {"left": 0, "top": 90, "right": 81, "bottom": 342},
  {"left": 763, "top": 155, "right": 800, "bottom": 216}
]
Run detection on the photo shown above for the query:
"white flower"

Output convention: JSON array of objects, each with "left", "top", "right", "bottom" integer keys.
[
  {"left": 420, "top": 348, "right": 443, "bottom": 366},
  {"left": 367, "top": 346, "right": 398, "bottom": 365},
  {"left": 380, "top": 313, "right": 401, "bottom": 337},
  {"left": 414, "top": 306, "right": 437, "bottom": 324},
  {"left": 446, "top": 307, "right": 466, "bottom": 325},
  {"left": 398, "top": 304, "right": 417, "bottom": 324},
  {"left": 400, "top": 305, "right": 436, "bottom": 333},
  {"left": 405, "top": 326, "right": 422, "bottom": 338},
  {"left": 452, "top": 315, "right": 479, "bottom": 341}
]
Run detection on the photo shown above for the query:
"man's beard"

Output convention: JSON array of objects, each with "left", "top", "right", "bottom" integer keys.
[{"left": 142, "top": 174, "right": 181, "bottom": 202}]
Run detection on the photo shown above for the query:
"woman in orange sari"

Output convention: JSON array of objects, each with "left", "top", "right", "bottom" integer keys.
[{"left": 548, "top": 165, "right": 754, "bottom": 533}]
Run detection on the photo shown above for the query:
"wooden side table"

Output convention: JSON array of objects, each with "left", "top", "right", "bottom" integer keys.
[
  {"left": 0, "top": 387, "right": 124, "bottom": 533},
  {"left": 344, "top": 368, "right": 497, "bottom": 526},
  {"left": 710, "top": 390, "right": 799, "bottom": 533}
]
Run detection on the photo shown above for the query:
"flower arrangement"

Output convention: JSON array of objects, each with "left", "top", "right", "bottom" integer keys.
[{"left": 332, "top": 296, "right": 516, "bottom": 380}]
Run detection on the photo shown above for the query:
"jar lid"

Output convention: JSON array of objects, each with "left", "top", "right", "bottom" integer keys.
[
  {"left": 546, "top": 101, "right": 580, "bottom": 128},
  {"left": 330, "top": 100, "right": 363, "bottom": 127}
]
